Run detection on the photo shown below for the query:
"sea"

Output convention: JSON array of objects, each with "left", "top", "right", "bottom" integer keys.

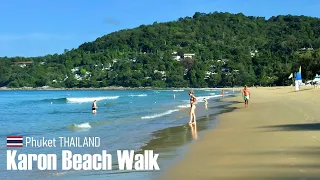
[{"left": 0, "top": 89, "right": 236, "bottom": 180}]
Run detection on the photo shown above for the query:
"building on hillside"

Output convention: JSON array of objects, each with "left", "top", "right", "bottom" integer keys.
[
  {"left": 250, "top": 50, "right": 258, "bottom": 57},
  {"left": 216, "top": 59, "right": 229, "bottom": 65},
  {"left": 300, "top": 47, "right": 314, "bottom": 51},
  {"left": 204, "top": 71, "right": 212, "bottom": 80},
  {"left": 183, "top": 53, "right": 195, "bottom": 59},
  {"left": 172, "top": 52, "right": 181, "bottom": 61},
  {"left": 204, "top": 71, "right": 218, "bottom": 80},
  {"left": 71, "top": 67, "right": 79, "bottom": 73},
  {"left": 154, "top": 70, "right": 166, "bottom": 80},
  {"left": 173, "top": 55, "right": 181, "bottom": 61},
  {"left": 12, "top": 62, "right": 33, "bottom": 68}
]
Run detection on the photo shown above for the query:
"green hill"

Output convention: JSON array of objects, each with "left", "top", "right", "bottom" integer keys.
[{"left": 1, "top": 12, "right": 320, "bottom": 88}]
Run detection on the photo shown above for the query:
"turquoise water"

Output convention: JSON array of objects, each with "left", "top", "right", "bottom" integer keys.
[{"left": 0, "top": 89, "right": 228, "bottom": 180}]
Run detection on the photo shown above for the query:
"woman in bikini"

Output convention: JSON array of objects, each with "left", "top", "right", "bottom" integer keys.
[{"left": 189, "top": 91, "right": 197, "bottom": 124}]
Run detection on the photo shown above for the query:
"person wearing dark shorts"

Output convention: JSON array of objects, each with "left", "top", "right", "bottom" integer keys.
[{"left": 92, "top": 100, "right": 98, "bottom": 113}]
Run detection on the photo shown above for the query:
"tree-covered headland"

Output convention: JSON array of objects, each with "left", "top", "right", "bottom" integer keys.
[{"left": 1, "top": 12, "right": 320, "bottom": 88}]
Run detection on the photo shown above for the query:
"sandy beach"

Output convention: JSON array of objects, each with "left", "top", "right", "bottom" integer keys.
[{"left": 164, "top": 86, "right": 320, "bottom": 180}]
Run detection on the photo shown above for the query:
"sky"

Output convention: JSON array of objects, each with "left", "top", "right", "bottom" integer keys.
[{"left": 0, "top": 0, "right": 320, "bottom": 57}]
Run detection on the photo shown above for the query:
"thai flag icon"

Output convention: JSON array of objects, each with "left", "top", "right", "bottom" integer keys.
[{"left": 7, "top": 136, "right": 23, "bottom": 148}]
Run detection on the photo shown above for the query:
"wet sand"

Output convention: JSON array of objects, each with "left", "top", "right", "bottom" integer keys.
[{"left": 164, "top": 87, "right": 320, "bottom": 180}]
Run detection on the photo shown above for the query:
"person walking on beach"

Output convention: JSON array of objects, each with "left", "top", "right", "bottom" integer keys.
[
  {"left": 222, "top": 89, "right": 225, "bottom": 97},
  {"left": 189, "top": 91, "right": 197, "bottom": 124},
  {"left": 242, "top": 85, "right": 250, "bottom": 108},
  {"left": 92, "top": 100, "right": 98, "bottom": 114}
]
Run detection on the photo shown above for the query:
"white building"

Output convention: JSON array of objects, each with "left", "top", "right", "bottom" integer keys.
[
  {"left": 71, "top": 67, "right": 79, "bottom": 73},
  {"left": 183, "top": 53, "right": 195, "bottom": 59},
  {"left": 172, "top": 55, "right": 181, "bottom": 61},
  {"left": 13, "top": 62, "right": 33, "bottom": 68},
  {"left": 172, "top": 51, "right": 181, "bottom": 61},
  {"left": 216, "top": 59, "right": 229, "bottom": 65},
  {"left": 250, "top": 50, "right": 258, "bottom": 57}
]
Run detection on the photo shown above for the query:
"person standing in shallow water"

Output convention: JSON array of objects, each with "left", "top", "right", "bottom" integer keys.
[
  {"left": 189, "top": 91, "right": 197, "bottom": 124},
  {"left": 242, "top": 85, "right": 251, "bottom": 108},
  {"left": 92, "top": 100, "right": 98, "bottom": 114},
  {"left": 203, "top": 98, "right": 208, "bottom": 109}
]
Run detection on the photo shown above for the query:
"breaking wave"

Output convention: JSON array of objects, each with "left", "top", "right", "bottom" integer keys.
[
  {"left": 128, "top": 94, "right": 147, "bottom": 97},
  {"left": 69, "top": 122, "right": 92, "bottom": 131},
  {"left": 141, "top": 109, "right": 179, "bottom": 119},
  {"left": 66, "top": 96, "right": 119, "bottom": 103},
  {"left": 176, "top": 95, "right": 223, "bottom": 109}
]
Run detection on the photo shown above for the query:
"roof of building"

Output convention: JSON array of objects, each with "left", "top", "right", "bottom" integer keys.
[{"left": 13, "top": 62, "right": 33, "bottom": 64}]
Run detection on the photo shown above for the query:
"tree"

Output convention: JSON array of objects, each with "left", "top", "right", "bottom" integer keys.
[{"left": 1, "top": 12, "right": 320, "bottom": 88}]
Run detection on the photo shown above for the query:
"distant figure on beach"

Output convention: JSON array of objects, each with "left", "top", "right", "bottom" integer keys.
[
  {"left": 92, "top": 100, "right": 98, "bottom": 113},
  {"left": 242, "top": 85, "right": 251, "bottom": 108},
  {"left": 189, "top": 91, "right": 197, "bottom": 124},
  {"left": 222, "top": 89, "right": 225, "bottom": 97},
  {"left": 203, "top": 98, "right": 208, "bottom": 109}
]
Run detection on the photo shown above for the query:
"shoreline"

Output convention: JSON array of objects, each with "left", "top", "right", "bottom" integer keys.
[
  {"left": 134, "top": 95, "right": 237, "bottom": 179},
  {"left": 0, "top": 86, "right": 242, "bottom": 91},
  {"left": 164, "top": 86, "right": 320, "bottom": 179}
]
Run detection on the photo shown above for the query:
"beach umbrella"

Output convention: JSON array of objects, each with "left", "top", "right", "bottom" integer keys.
[{"left": 299, "top": 66, "right": 302, "bottom": 73}]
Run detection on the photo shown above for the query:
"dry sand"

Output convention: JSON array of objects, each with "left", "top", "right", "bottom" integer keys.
[{"left": 164, "top": 86, "right": 320, "bottom": 180}]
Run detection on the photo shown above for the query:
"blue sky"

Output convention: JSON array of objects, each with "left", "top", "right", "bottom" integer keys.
[{"left": 1, "top": 0, "right": 319, "bottom": 57}]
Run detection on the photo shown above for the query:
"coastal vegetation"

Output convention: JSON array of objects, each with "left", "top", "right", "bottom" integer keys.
[{"left": 1, "top": 12, "right": 320, "bottom": 88}]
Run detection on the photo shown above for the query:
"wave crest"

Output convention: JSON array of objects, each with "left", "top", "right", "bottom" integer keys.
[
  {"left": 67, "top": 96, "right": 119, "bottom": 103},
  {"left": 68, "top": 122, "right": 92, "bottom": 131},
  {"left": 128, "top": 94, "right": 147, "bottom": 97},
  {"left": 141, "top": 109, "right": 179, "bottom": 119},
  {"left": 176, "top": 94, "right": 223, "bottom": 109}
]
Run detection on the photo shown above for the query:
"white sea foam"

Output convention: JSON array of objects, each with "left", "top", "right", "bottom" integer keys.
[
  {"left": 177, "top": 104, "right": 190, "bottom": 108},
  {"left": 197, "top": 95, "right": 223, "bottom": 102},
  {"left": 177, "top": 94, "right": 223, "bottom": 109},
  {"left": 172, "top": 90, "right": 184, "bottom": 92},
  {"left": 66, "top": 96, "right": 119, "bottom": 103},
  {"left": 141, "top": 109, "right": 179, "bottom": 119},
  {"left": 129, "top": 94, "right": 147, "bottom": 97},
  {"left": 73, "top": 122, "right": 91, "bottom": 129}
]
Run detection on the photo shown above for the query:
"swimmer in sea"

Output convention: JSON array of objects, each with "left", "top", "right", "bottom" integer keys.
[
  {"left": 92, "top": 100, "right": 98, "bottom": 114},
  {"left": 189, "top": 91, "right": 197, "bottom": 124}
]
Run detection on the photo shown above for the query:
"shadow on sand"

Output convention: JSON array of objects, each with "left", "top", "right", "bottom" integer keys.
[
  {"left": 260, "top": 123, "right": 320, "bottom": 131},
  {"left": 209, "top": 146, "right": 320, "bottom": 180},
  {"left": 288, "top": 88, "right": 314, "bottom": 93}
]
